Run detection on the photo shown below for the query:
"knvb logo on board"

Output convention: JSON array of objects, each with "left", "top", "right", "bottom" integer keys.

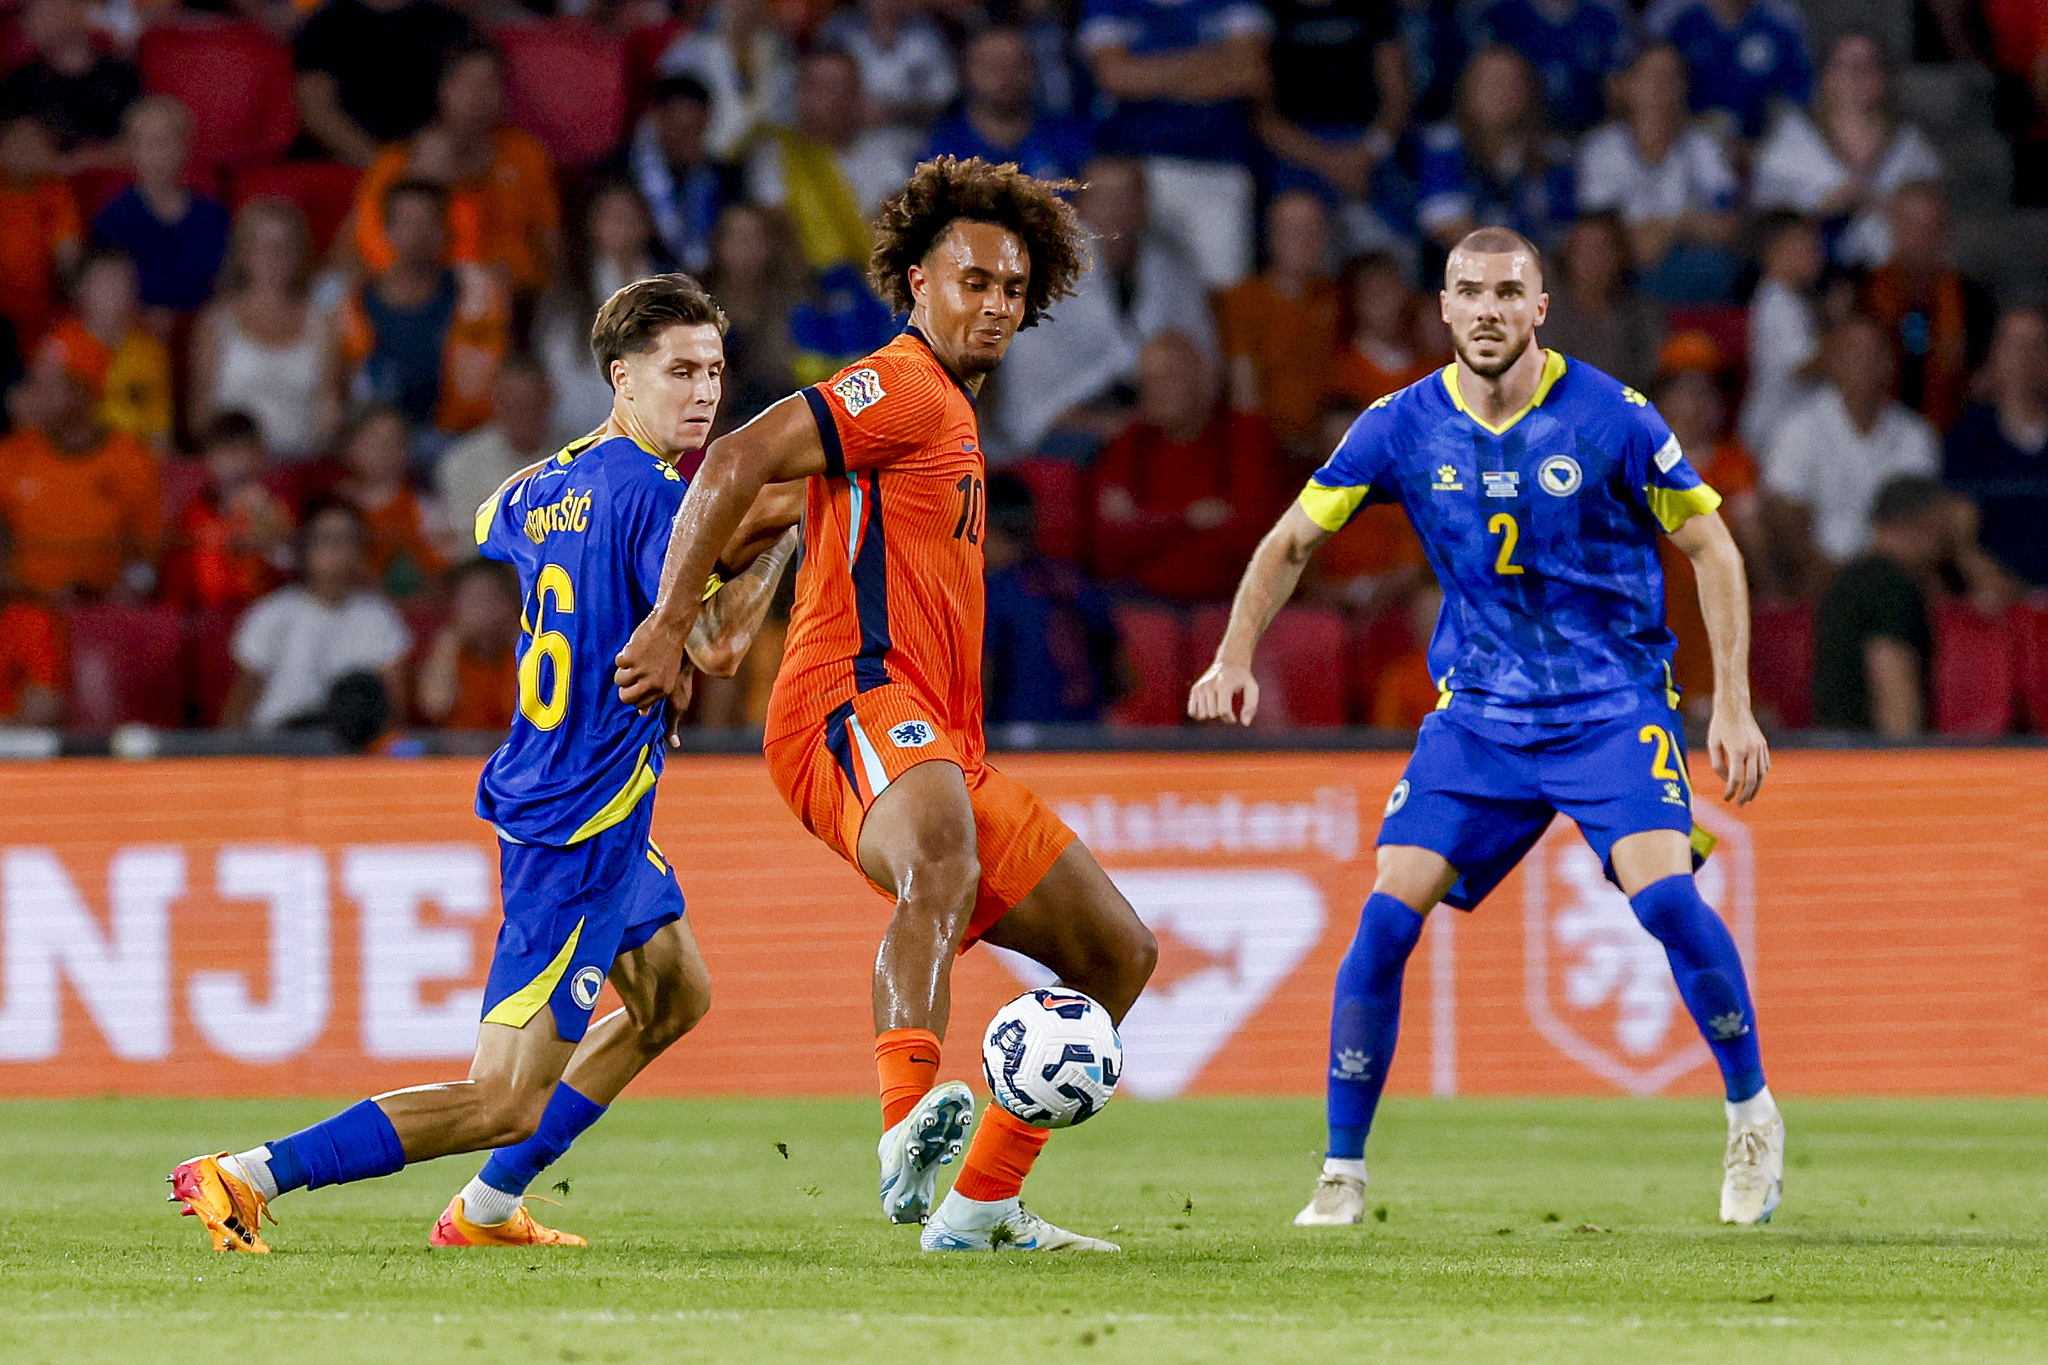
[{"left": 1522, "top": 807, "right": 1754, "bottom": 1095}]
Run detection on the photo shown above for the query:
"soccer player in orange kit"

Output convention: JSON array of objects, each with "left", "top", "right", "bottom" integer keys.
[{"left": 615, "top": 158, "right": 1156, "bottom": 1252}]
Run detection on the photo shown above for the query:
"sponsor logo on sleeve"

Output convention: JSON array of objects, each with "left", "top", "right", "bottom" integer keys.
[
  {"left": 1654, "top": 434, "right": 1684, "bottom": 473},
  {"left": 832, "top": 368, "right": 887, "bottom": 417}
]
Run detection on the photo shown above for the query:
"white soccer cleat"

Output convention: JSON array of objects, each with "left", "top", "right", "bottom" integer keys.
[
  {"left": 877, "top": 1079, "right": 975, "bottom": 1224},
  {"left": 1293, "top": 1172, "right": 1367, "bottom": 1226},
  {"left": 1720, "top": 1111, "right": 1786, "bottom": 1224},
  {"left": 920, "top": 1198, "right": 1121, "bottom": 1252}
]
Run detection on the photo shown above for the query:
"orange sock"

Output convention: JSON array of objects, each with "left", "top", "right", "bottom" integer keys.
[
  {"left": 875, "top": 1028, "right": 942, "bottom": 1129},
  {"left": 950, "top": 1104, "right": 1051, "bottom": 1203}
]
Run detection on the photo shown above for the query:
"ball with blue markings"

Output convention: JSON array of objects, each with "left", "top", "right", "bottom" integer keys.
[{"left": 981, "top": 988, "right": 1123, "bottom": 1129}]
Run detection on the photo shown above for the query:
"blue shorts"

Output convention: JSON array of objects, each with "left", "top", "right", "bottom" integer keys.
[
  {"left": 480, "top": 796, "right": 685, "bottom": 1042},
  {"left": 1377, "top": 693, "right": 1713, "bottom": 911}
]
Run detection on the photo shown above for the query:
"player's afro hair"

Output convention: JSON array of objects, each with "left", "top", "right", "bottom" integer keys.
[{"left": 869, "top": 156, "right": 1088, "bottom": 329}]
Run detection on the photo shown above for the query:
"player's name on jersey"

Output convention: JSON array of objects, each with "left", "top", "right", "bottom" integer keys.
[{"left": 524, "top": 489, "right": 593, "bottom": 544}]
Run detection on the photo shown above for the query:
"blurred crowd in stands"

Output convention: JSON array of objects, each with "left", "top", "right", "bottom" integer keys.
[{"left": 0, "top": 0, "right": 2046, "bottom": 745}]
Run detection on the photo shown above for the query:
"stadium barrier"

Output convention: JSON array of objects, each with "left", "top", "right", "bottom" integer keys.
[{"left": 0, "top": 751, "right": 2041, "bottom": 1099}]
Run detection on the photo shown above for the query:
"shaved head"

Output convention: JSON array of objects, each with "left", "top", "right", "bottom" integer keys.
[{"left": 1445, "top": 227, "right": 1545, "bottom": 291}]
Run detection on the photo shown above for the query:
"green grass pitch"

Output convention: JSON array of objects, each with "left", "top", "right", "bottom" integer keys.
[{"left": 2, "top": 1096, "right": 2044, "bottom": 1364}]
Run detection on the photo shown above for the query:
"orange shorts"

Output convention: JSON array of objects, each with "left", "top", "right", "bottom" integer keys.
[{"left": 763, "top": 684, "right": 1076, "bottom": 945}]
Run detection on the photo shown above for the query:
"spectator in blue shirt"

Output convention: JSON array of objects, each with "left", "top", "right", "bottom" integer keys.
[
  {"left": 926, "top": 27, "right": 1093, "bottom": 183},
  {"left": 1080, "top": 0, "right": 1271, "bottom": 284},
  {"left": 612, "top": 75, "right": 745, "bottom": 277},
  {"left": 1414, "top": 45, "right": 1576, "bottom": 255},
  {"left": 1945, "top": 307, "right": 2048, "bottom": 587},
  {"left": 1396, "top": 0, "right": 1468, "bottom": 123},
  {"left": 90, "top": 97, "right": 228, "bottom": 318},
  {"left": 1646, "top": 0, "right": 1810, "bottom": 142},
  {"left": 1469, "top": 0, "right": 1634, "bottom": 134},
  {"left": 983, "top": 473, "right": 1123, "bottom": 727}
]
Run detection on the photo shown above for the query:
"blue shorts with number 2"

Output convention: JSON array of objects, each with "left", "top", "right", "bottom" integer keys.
[{"left": 1377, "top": 691, "right": 1712, "bottom": 911}]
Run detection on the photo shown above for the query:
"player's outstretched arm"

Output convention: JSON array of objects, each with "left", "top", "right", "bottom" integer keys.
[
  {"left": 688, "top": 526, "right": 800, "bottom": 679},
  {"left": 615, "top": 396, "right": 826, "bottom": 713},
  {"left": 1669, "top": 509, "right": 1770, "bottom": 805},
  {"left": 1188, "top": 502, "right": 1332, "bottom": 726}
]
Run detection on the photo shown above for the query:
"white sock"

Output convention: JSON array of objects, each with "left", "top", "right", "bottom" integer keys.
[
  {"left": 933, "top": 1189, "right": 1017, "bottom": 1229},
  {"left": 1726, "top": 1086, "right": 1778, "bottom": 1129},
  {"left": 227, "top": 1146, "right": 280, "bottom": 1202},
  {"left": 459, "top": 1175, "right": 523, "bottom": 1226},
  {"left": 1322, "top": 1157, "right": 1368, "bottom": 1183}
]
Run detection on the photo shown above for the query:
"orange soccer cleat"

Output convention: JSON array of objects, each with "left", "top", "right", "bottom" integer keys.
[
  {"left": 429, "top": 1196, "right": 587, "bottom": 1248},
  {"left": 167, "top": 1154, "right": 274, "bottom": 1253}
]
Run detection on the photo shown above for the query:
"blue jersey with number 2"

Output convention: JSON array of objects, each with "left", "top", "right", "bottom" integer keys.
[
  {"left": 1301, "top": 351, "right": 1720, "bottom": 724},
  {"left": 474, "top": 434, "right": 688, "bottom": 846}
]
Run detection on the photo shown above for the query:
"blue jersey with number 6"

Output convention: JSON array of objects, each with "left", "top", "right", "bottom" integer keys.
[
  {"left": 474, "top": 434, "right": 689, "bottom": 846},
  {"left": 1301, "top": 351, "right": 1721, "bottom": 723}
]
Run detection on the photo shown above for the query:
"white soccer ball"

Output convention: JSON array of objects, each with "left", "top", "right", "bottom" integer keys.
[{"left": 981, "top": 988, "right": 1123, "bottom": 1129}]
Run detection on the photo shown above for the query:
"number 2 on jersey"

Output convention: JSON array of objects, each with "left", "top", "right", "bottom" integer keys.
[
  {"left": 1638, "top": 724, "right": 1691, "bottom": 794},
  {"left": 518, "top": 563, "right": 575, "bottom": 730},
  {"left": 1488, "top": 512, "right": 1525, "bottom": 575}
]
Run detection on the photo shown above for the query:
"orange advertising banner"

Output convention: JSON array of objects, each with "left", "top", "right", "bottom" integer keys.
[{"left": 0, "top": 751, "right": 2042, "bottom": 1100}]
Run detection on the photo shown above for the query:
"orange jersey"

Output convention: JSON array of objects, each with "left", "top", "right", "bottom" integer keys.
[{"left": 766, "top": 328, "right": 988, "bottom": 758}]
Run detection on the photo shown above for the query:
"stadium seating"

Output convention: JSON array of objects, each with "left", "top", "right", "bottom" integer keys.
[
  {"left": 230, "top": 161, "right": 364, "bottom": 253},
  {"left": 1663, "top": 305, "right": 1749, "bottom": 375},
  {"left": 67, "top": 605, "right": 186, "bottom": 730},
  {"left": 493, "top": 21, "right": 628, "bottom": 170},
  {"left": 1930, "top": 600, "right": 2016, "bottom": 736},
  {"left": 1191, "top": 603, "right": 1348, "bottom": 729},
  {"left": 137, "top": 19, "right": 297, "bottom": 178},
  {"left": 1106, "top": 603, "right": 1187, "bottom": 727},
  {"left": 1007, "top": 458, "right": 1083, "bottom": 562},
  {"left": 183, "top": 607, "right": 243, "bottom": 729},
  {"left": 1748, "top": 599, "right": 1813, "bottom": 730},
  {"left": 2014, "top": 600, "right": 2048, "bottom": 735},
  {"left": 159, "top": 456, "right": 210, "bottom": 525},
  {"left": 1346, "top": 605, "right": 1421, "bottom": 727},
  {"left": 623, "top": 17, "right": 689, "bottom": 120}
]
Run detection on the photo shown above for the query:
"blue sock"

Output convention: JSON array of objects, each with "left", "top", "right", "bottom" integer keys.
[
  {"left": 1326, "top": 892, "right": 1427, "bottom": 1160},
  {"left": 478, "top": 1083, "right": 608, "bottom": 1195},
  {"left": 264, "top": 1099, "right": 407, "bottom": 1194},
  {"left": 1630, "top": 873, "right": 1766, "bottom": 1103}
]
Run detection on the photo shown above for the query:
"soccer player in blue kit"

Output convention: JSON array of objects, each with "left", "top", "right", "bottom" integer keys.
[
  {"left": 168, "top": 275, "right": 798, "bottom": 1252},
  {"left": 1190, "top": 228, "right": 1783, "bottom": 1226}
]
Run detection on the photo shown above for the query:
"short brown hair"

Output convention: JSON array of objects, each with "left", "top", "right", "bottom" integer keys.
[
  {"left": 589, "top": 273, "right": 728, "bottom": 386},
  {"left": 1447, "top": 226, "right": 1545, "bottom": 287},
  {"left": 869, "top": 156, "right": 1088, "bottom": 329}
]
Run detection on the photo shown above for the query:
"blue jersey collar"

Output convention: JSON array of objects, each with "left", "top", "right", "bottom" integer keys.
[{"left": 1441, "top": 348, "right": 1568, "bottom": 436}]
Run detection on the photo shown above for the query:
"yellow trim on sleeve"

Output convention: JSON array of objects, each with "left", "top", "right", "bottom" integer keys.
[
  {"left": 1297, "top": 481, "right": 1370, "bottom": 533},
  {"left": 473, "top": 495, "right": 498, "bottom": 547},
  {"left": 1645, "top": 482, "right": 1723, "bottom": 533},
  {"left": 567, "top": 744, "right": 657, "bottom": 844},
  {"left": 481, "top": 918, "right": 585, "bottom": 1028},
  {"left": 1441, "top": 349, "right": 1569, "bottom": 435}
]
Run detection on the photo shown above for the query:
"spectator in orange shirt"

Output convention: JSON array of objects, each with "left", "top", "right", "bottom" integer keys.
[
  {"left": 339, "top": 179, "right": 510, "bottom": 438},
  {"left": 1090, "top": 331, "right": 1284, "bottom": 602},
  {"left": 350, "top": 40, "right": 561, "bottom": 298},
  {"left": 1862, "top": 180, "right": 1992, "bottom": 435},
  {"left": 415, "top": 557, "right": 519, "bottom": 729},
  {"left": 0, "top": 115, "right": 83, "bottom": 347},
  {"left": 1370, "top": 581, "right": 1445, "bottom": 730},
  {"left": 0, "top": 519, "right": 64, "bottom": 727},
  {"left": 1327, "top": 250, "right": 1443, "bottom": 410},
  {"left": 0, "top": 362, "right": 161, "bottom": 601},
  {"left": 336, "top": 404, "right": 452, "bottom": 601},
  {"left": 160, "top": 411, "right": 296, "bottom": 614},
  {"left": 34, "top": 249, "right": 173, "bottom": 447},
  {"left": 1214, "top": 190, "right": 1341, "bottom": 456}
]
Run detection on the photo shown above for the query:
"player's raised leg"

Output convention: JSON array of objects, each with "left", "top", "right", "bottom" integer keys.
[
  {"left": 857, "top": 759, "right": 986, "bottom": 1225},
  {"left": 1296, "top": 845, "right": 1460, "bottom": 1226},
  {"left": 921, "top": 837, "right": 1155, "bottom": 1252},
  {"left": 1611, "top": 830, "right": 1781, "bottom": 1224},
  {"left": 171, "top": 1011, "right": 577, "bottom": 1253},
  {"left": 434, "top": 918, "right": 712, "bottom": 1247}
]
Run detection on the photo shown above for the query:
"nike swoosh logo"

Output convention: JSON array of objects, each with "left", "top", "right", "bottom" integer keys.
[{"left": 909, "top": 1056, "right": 937, "bottom": 1066}]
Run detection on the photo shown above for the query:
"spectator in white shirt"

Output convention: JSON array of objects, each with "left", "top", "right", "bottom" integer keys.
[
  {"left": 1765, "top": 313, "right": 1939, "bottom": 564},
  {"left": 1575, "top": 43, "right": 1741, "bottom": 302},
  {"left": 989, "top": 155, "right": 1218, "bottom": 457},
  {"left": 224, "top": 502, "right": 410, "bottom": 735},
  {"left": 658, "top": 0, "right": 798, "bottom": 160},
  {"left": 1740, "top": 209, "right": 1825, "bottom": 451},
  {"left": 817, "top": 0, "right": 958, "bottom": 129},
  {"left": 1751, "top": 32, "right": 1940, "bottom": 267}
]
